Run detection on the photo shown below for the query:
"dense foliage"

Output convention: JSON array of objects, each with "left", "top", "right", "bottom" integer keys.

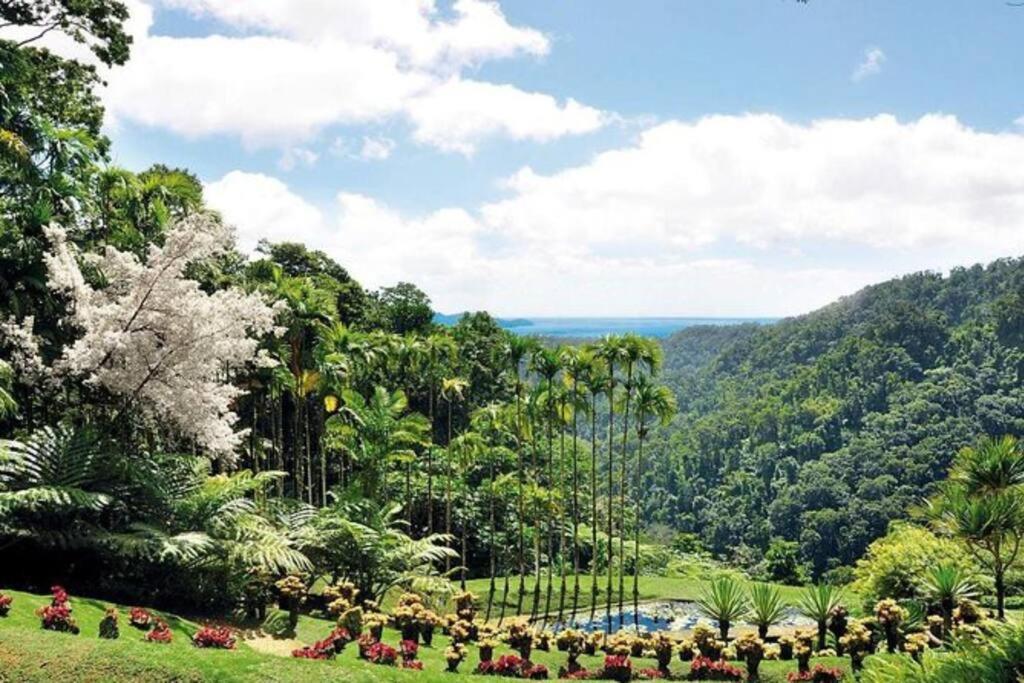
[{"left": 647, "top": 265, "right": 1024, "bottom": 576}]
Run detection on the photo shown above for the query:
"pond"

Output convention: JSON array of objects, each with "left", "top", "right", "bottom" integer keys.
[{"left": 543, "top": 600, "right": 815, "bottom": 635}]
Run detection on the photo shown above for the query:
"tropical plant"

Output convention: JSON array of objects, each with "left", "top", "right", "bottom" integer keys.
[
  {"left": 749, "top": 582, "right": 788, "bottom": 639},
  {"left": 630, "top": 375, "right": 675, "bottom": 625},
  {"left": 595, "top": 335, "right": 624, "bottom": 631},
  {"left": 696, "top": 576, "right": 750, "bottom": 639},
  {"left": 798, "top": 583, "right": 844, "bottom": 651},
  {"left": 922, "top": 563, "right": 977, "bottom": 641},
  {"left": 928, "top": 436, "right": 1024, "bottom": 620}
]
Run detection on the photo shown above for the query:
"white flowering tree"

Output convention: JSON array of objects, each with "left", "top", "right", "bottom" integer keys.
[{"left": 44, "top": 214, "right": 278, "bottom": 461}]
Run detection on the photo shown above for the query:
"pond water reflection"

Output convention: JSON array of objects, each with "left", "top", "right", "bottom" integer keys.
[{"left": 545, "top": 600, "right": 815, "bottom": 635}]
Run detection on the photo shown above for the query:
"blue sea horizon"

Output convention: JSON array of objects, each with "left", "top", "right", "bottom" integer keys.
[{"left": 436, "top": 314, "right": 777, "bottom": 339}]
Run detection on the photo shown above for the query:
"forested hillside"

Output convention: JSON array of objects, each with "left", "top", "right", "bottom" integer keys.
[{"left": 646, "top": 260, "right": 1024, "bottom": 577}]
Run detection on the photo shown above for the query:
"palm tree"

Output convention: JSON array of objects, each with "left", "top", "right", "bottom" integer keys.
[
  {"left": 929, "top": 435, "right": 1024, "bottom": 620},
  {"left": 595, "top": 335, "right": 624, "bottom": 631},
  {"left": 334, "top": 386, "right": 430, "bottom": 503},
  {"left": 530, "top": 346, "right": 562, "bottom": 626},
  {"left": 798, "top": 583, "right": 844, "bottom": 651},
  {"left": 748, "top": 583, "right": 787, "bottom": 639},
  {"left": 614, "top": 334, "right": 662, "bottom": 626},
  {"left": 501, "top": 333, "right": 537, "bottom": 624},
  {"left": 447, "top": 431, "right": 484, "bottom": 590},
  {"left": 440, "top": 376, "right": 469, "bottom": 573},
  {"left": 421, "top": 334, "right": 457, "bottom": 535},
  {"left": 561, "top": 346, "right": 591, "bottom": 625},
  {"left": 923, "top": 563, "right": 977, "bottom": 640},
  {"left": 471, "top": 403, "right": 512, "bottom": 621},
  {"left": 696, "top": 576, "right": 750, "bottom": 640},
  {"left": 579, "top": 348, "right": 605, "bottom": 625},
  {"left": 631, "top": 376, "right": 676, "bottom": 626}
]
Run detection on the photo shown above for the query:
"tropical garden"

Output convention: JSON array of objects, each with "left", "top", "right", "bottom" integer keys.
[{"left": 5, "top": 2, "right": 1024, "bottom": 682}]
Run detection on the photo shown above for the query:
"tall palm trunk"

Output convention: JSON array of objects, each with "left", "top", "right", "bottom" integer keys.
[
  {"left": 617, "top": 361, "right": 633, "bottom": 628},
  {"left": 508, "top": 383, "right": 525, "bottom": 626},
  {"left": 589, "top": 390, "right": 600, "bottom": 624},
  {"left": 570, "top": 380, "right": 582, "bottom": 625},
  {"left": 427, "top": 388, "right": 434, "bottom": 535},
  {"left": 529, "top": 410, "right": 543, "bottom": 623},
  {"left": 606, "top": 371, "right": 615, "bottom": 634},
  {"left": 633, "top": 409, "right": 646, "bottom": 629},
  {"left": 556, "top": 395, "right": 568, "bottom": 627},
  {"left": 446, "top": 399, "right": 453, "bottom": 575},
  {"left": 542, "top": 395, "right": 555, "bottom": 627},
  {"left": 486, "top": 449, "right": 497, "bottom": 621}
]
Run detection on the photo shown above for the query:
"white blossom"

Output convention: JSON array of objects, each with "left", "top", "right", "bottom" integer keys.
[
  {"left": 45, "top": 215, "right": 277, "bottom": 460},
  {"left": 0, "top": 316, "right": 51, "bottom": 384}
]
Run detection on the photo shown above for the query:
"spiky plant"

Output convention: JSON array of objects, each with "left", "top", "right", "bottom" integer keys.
[
  {"left": 748, "top": 582, "right": 787, "bottom": 639},
  {"left": 798, "top": 583, "right": 844, "bottom": 651},
  {"left": 922, "top": 564, "right": 977, "bottom": 640},
  {"left": 696, "top": 576, "right": 750, "bottom": 640}
]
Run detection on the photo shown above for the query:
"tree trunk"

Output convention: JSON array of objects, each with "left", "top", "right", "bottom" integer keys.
[
  {"left": 618, "top": 362, "right": 633, "bottom": 629},
  {"left": 589, "top": 393, "right": 599, "bottom": 625},
  {"left": 633, "top": 425, "right": 644, "bottom": 628},
  {"left": 570, "top": 381, "right": 581, "bottom": 625},
  {"left": 606, "top": 370, "right": 615, "bottom": 634},
  {"left": 427, "top": 388, "right": 434, "bottom": 535}
]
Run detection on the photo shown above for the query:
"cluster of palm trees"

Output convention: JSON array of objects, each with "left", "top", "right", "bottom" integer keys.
[
  {"left": 239, "top": 306, "right": 678, "bottom": 630},
  {"left": 446, "top": 333, "right": 677, "bottom": 631}
]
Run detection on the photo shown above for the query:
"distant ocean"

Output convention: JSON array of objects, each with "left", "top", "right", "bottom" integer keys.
[{"left": 436, "top": 315, "right": 777, "bottom": 339}]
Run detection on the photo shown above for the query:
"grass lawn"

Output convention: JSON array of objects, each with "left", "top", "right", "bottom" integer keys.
[{"left": 0, "top": 587, "right": 853, "bottom": 682}]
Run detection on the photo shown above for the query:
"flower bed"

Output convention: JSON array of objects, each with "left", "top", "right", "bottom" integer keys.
[
  {"left": 192, "top": 625, "right": 237, "bottom": 649},
  {"left": 689, "top": 655, "right": 744, "bottom": 681},
  {"left": 145, "top": 620, "right": 173, "bottom": 644},
  {"left": 787, "top": 665, "right": 844, "bottom": 682},
  {"left": 129, "top": 607, "right": 153, "bottom": 629}
]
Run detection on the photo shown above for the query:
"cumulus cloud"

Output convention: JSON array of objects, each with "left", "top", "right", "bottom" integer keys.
[
  {"left": 852, "top": 46, "right": 886, "bottom": 82},
  {"left": 24, "top": 0, "right": 603, "bottom": 153},
  {"left": 205, "top": 171, "right": 327, "bottom": 253},
  {"left": 203, "top": 113, "right": 1024, "bottom": 316},
  {"left": 406, "top": 79, "right": 607, "bottom": 155},
  {"left": 358, "top": 136, "right": 397, "bottom": 161}
]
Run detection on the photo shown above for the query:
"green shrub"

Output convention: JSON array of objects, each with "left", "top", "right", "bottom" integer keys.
[{"left": 851, "top": 522, "right": 981, "bottom": 606}]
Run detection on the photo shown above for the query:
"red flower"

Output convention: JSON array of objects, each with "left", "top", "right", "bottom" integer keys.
[
  {"left": 402, "top": 660, "right": 424, "bottom": 670},
  {"left": 145, "top": 620, "right": 173, "bottom": 644},
  {"left": 366, "top": 641, "right": 398, "bottom": 665},
  {"left": 787, "top": 665, "right": 845, "bottom": 683},
  {"left": 37, "top": 603, "right": 79, "bottom": 634},
  {"left": 523, "top": 663, "right": 549, "bottom": 679},
  {"left": 50, "top": 585, "right": 69, "bottom": 607},
  {"left": 192, "top": 625, "right": 236, "bottom": 649},
  {"left": 129, "top": 607, "right": 152, "bottom": 629},
  {"left": 0, "top": 593, "right": 12, "bottom": 617},
  {"left": 400, "top": 639, "right": 419, "bottom": 661},
  {"left": 689, "top": 656, "right": 744, "bottom": 681}
]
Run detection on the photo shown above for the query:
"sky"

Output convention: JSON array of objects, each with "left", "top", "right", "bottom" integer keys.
[{"left": 15, "top": 1, "right": 1024, "bottom": 317}]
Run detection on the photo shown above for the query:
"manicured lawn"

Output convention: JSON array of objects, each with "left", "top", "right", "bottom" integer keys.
[{"left": 0, "top": 587, "right": 852, "bottom": 682}]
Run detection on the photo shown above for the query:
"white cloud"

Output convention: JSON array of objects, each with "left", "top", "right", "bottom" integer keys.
[
  {"left": 1015, "top": 115, "right": 1024, "bottom": 128},
  {"left": 204, "top": 113, "right": 1024, "bottom": 316},
  {"left": 406, "top": 78, "right": 608, "bottom": 155},
  {"left": 358, "top": 136, "right": 397, "bottom": 161},
  {"left": 49, "top": 0, "right": 600, "bottom": 153},
  {"left": 278, "top": 147, "right": 320, "bottom": 171},
  {"left": 852, "top": 46, "right": 886, "bottom": 82},
  {"left": 204, "top": 171, "right": 327, "bottom": 253}
]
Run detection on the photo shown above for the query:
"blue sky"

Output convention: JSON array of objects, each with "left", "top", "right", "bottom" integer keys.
[{"left": 31, "top": 1, "right": 1024, "bottom": 316}]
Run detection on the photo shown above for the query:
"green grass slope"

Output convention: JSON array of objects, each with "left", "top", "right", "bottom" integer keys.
[{"left": 0, "top": 587, "right": 848, "bottom": 682}]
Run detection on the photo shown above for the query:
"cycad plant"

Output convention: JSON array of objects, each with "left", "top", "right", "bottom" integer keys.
[
  {"left": 798, "top": 583, "right": 844, "bottom": 651},
  {"left": 923, "top": 563, "right": 977, "bottom": 640},
  {"left": 748, "top": 582, "right": 787, "bottom": 639},
  {"left": 696, "top": 576, "right": 750, "bottom": 640}
]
